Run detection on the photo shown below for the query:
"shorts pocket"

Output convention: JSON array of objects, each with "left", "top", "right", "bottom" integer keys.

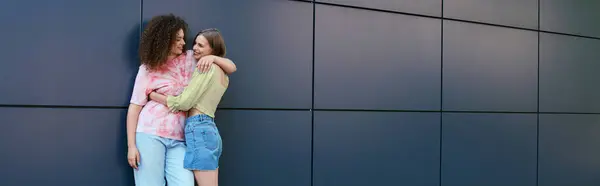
[{"left": 199, "top": 127, "right": 219, "bottom": 151}]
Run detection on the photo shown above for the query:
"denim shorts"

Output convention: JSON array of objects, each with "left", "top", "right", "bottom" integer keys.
[{"left": 183, "top": 114, "right": 222, "bottom": 170}]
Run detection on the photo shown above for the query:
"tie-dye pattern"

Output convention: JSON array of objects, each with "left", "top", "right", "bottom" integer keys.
[{"left": 130, "top": 51, "right": 195, "bottom": 141}]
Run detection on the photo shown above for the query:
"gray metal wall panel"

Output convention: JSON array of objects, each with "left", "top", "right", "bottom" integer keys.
[
  {"left": 444, "top": 0, "right": 538, "bottom": 29},
  {"left": 540, "top": 0, "right": 600, "bottom": 38},
  {"left": 315, "top": 5, "right": 441, "bottom": 110},
  {"left": 0, "top": 107, "right": 132, "bottom": 186},
  {"left": 538, "top": 114, "right": 600, "bottom": 186},
  {"left": 539, "top": 33, "right": 600, "bottom": 113},
  {"left": 443, "top": 20, "right": 538, "bottom": 112},
  {"left": 313, "top": 111, "right": 441, "bottom": 186},
  {"left": 215, "top": 110, "right": 312, "bottom": 186},
  {"left": 441, "top": 113, "right": 537, "bottom": 186},
  {"left": 317, "top": 0, "right": 441, "bottom": 16},
  {"left": 0, "top": 0, "right": 140, "bottom": 106}
]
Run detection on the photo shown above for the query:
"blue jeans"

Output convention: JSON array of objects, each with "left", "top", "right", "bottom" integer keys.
[
  {"left": 183, "top": 114, "right": 223, "bottom": 170},
  {"left": 134, "top": 132, "right": 194, "bottom": 186}
]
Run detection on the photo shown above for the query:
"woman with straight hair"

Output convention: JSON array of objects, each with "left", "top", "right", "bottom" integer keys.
[{"left": 148, "top": 28, "right": 230, "bottom": 186}]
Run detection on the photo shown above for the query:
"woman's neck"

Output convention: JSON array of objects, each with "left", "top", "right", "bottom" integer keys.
[{"left": 166, "top": 53, "right": 178, "bottom": 61}]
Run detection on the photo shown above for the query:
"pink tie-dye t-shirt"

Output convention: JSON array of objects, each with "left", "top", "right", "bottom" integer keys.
[{"left": 130, "top": 51, "right": 195, "bottom": 141}]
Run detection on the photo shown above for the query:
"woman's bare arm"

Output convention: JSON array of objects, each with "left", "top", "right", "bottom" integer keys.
[
  {"left": 213, "top": 56, "right": 237, "bottom": 74},
  {"left": 126, "top": 103, "right": 142, "bottom": 169},
  {"left": 198, "top": 55, "right": 236, "bottom": 74},
  {"left": 126, "top": 104, "right": 142, "bottom": 148},
  {"left": 149, "top": 92, "right": 168, "bottom": 106}
]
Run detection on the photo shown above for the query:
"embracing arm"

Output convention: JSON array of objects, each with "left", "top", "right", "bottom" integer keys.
[
  {"left": 149, "top": 92, "right": 167, "bottom": 106},
  {"left": 198, "top": 55, "right": 237, "bottom": 74},
  {"left": 149, "top": 65, "right": 216, "bottom": 112},
  {"left": 213, "top": 56, "right": 237, "bottom": 74}
]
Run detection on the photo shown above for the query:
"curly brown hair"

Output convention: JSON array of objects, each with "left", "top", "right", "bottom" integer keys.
[{"left": 138, "top": 14, "right": 188, "bottom": 71}]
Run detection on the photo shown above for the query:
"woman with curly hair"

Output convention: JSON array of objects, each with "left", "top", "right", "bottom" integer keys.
[{"left": 126, "top": 14, "right": 236, "bottom": 186}]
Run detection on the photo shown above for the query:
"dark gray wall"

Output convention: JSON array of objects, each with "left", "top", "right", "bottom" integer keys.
[{"left": 1, "top": 0, "right": 599, "bottom": 186}]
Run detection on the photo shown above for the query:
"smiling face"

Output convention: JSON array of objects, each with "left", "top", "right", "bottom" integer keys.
[
  {"left": 192, "top": 29, "right": 227, "bottom": 60},
  {"left": 170, "top": 29, "right": 186, "bottom": 56},
  {"left": 138, "top": 14, "right": 188, "bottom": 71},
  {"left": 192, "top": 34, "right": 213, "bottom": 60}
]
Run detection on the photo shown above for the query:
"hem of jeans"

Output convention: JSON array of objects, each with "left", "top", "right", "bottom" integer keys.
[{"left": 184, "top": 166, "right": 219, "bottom": 171}]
